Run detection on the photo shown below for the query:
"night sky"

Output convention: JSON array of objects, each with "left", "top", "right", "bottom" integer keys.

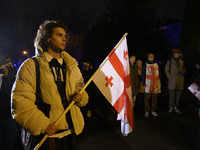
[
  {"left": 0, "top": 0, "right": 109, "bottom": 65},
  {"left": 0, "top": 0, "right": 185, "bottom": 66},
  {"left": 155, "top": 0, "right": 185, "bottom": 20}
]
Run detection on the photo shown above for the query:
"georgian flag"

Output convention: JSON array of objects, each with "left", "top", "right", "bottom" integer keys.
[
  {"left": 92, "top": 35, "right": 134, "bottom": 136},
  {"left": 145, "top": 63, "right": 161, "bottom": 93}
]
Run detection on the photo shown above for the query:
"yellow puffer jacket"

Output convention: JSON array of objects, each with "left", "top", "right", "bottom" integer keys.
[{"left": 11, "top": 47, "right": 88, "bottom": 136}]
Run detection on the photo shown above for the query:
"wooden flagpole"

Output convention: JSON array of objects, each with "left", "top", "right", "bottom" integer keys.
[{"left": 34, "top": 33, "right": 128, "bottom": 150}]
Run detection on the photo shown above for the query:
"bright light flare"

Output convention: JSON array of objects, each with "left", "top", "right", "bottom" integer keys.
[{"left": 23, "top": 51, "right": 27, "bottom": 55}]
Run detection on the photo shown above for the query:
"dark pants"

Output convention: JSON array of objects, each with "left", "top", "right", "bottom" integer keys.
[
  {"left": 0, "top": 118, "right": 18, "bottom": 150},
  {"left": 168, "top": 89, "right": 182, "bottom": 108},
  {"left": 144, "top": 93, "right": 158, "bottom": 113}
]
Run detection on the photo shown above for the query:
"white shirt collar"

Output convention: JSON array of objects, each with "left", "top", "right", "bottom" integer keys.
[{"left": 44, "top": 52, "right": 63, "bottom": 65}]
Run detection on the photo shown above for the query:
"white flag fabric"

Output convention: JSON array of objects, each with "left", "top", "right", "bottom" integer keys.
[
  {"left": 92, "top": 36, "right": 134, "bottom": 136},
  {"left": 145, "top": 63, "right": 161, "bottom": 93}
]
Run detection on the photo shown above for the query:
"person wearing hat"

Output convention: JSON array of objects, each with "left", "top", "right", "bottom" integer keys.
[
  {"left": 141, "top": 53, "right": 161, "bottom": 117},
  {"left": 165, "top": 48, "right": 186, "bottom": 114}
]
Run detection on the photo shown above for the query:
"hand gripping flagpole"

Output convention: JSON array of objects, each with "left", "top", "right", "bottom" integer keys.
[{"left": 34, "top": 33, "right": 128, "bottom": 150}]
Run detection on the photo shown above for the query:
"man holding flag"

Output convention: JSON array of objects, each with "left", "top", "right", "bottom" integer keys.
[
  {"left": 12, "top": 20, "right": 88, "bottom": 150},
  {"left": 18, "top": 33, "right": 133, "bottom": 150}
]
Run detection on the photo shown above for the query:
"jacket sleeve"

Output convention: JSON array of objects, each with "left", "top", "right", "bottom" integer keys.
[
  {"left": 158, "top": 65, "right": 162, "bottom": 82},
  {"left": 11, "top": 59, "right": 50, "bottom": 135},
  {"left": 67, "top": 65, "right": 88, "bottom": 107},
  {"left": 135, "top": 65, "right": 140, "bottom": 91},
  {"left": 165, "top": 60, "right": 172, "bottom": 79},
  {"left": 141, "top": 64, "right": 146, "bottom": 86},
  {"left": 75, "top": 75, "right": 89, "bottom": 107}
]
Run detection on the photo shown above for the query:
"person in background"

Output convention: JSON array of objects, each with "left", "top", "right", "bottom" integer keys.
[
  {"left": 81, "top": 61, "right": 94, "bottom": 117},
  {"left": 6, "top": 57, "right": 17, "bottom": 74},
  {"left": 136, "top": 60, "right": 144, "bottom": 94},
  {"left": 188, "top": 52, "right": 200, "bottom": 113},
  {"left": 141, "top": 53, "right": 161, "bottom": 117},
  {"left": 135, "top": 60, "right": 144, "bottom": 112},
  {"left": 188, "top": 52, "right": 200, "bottom": 149},
  {"left": 0, "top": 59, "right": 18, "bottom": 150},
  {"left": 165, "top": 49, "right": 186, "bottom": 114},
  {"left": 11, "top": 20, "right": 88, "bottom": 150},
  {"left": 129, "top": 54, "right": 139, "bottom": 107}
]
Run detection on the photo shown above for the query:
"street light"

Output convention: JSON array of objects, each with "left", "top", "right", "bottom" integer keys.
[{"left": 23, "top": 51, "right": 29, "bottom": 58}]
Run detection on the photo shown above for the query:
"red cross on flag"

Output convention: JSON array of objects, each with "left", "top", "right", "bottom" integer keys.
[
  {"left": 92, "top": 33, "right": 134, "bottom": 136},
  {"left": 145, "top": 63, "right": 161, "bottom": 93}
]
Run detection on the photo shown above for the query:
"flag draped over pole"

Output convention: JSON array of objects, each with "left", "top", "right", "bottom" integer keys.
[{"left": 92, "top": 33, "right": 134, "bottom": 136}]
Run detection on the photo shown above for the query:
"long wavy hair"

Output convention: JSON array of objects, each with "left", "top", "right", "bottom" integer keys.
[{"left": 34, "top": 20, "right": 67, "bottom": 52}]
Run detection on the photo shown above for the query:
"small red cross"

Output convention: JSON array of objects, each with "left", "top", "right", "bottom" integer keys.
[
  {"left": 105, "top": 76, "right": 113, "bottom": 87},
  {"left": 124, "top": 50, "right": 128, "bottom": 60}
]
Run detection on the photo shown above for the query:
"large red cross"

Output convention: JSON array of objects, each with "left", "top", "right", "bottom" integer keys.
[
  {"left": 145, "top": 65, "right": 160, "bottom": 93},
  {"left": 105, "top": 76, "right": 113, "bottom": 87},
  {"left": 107, "top": 50, "right": 134, "bottom": 130}
]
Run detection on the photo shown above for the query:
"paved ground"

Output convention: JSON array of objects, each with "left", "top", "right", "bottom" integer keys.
[
  {"left": 76, "top": 86, "right": 199, "bottom": 150},
  {"left": 77, "top": 108, "right": 198, "bottom": 150}
]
